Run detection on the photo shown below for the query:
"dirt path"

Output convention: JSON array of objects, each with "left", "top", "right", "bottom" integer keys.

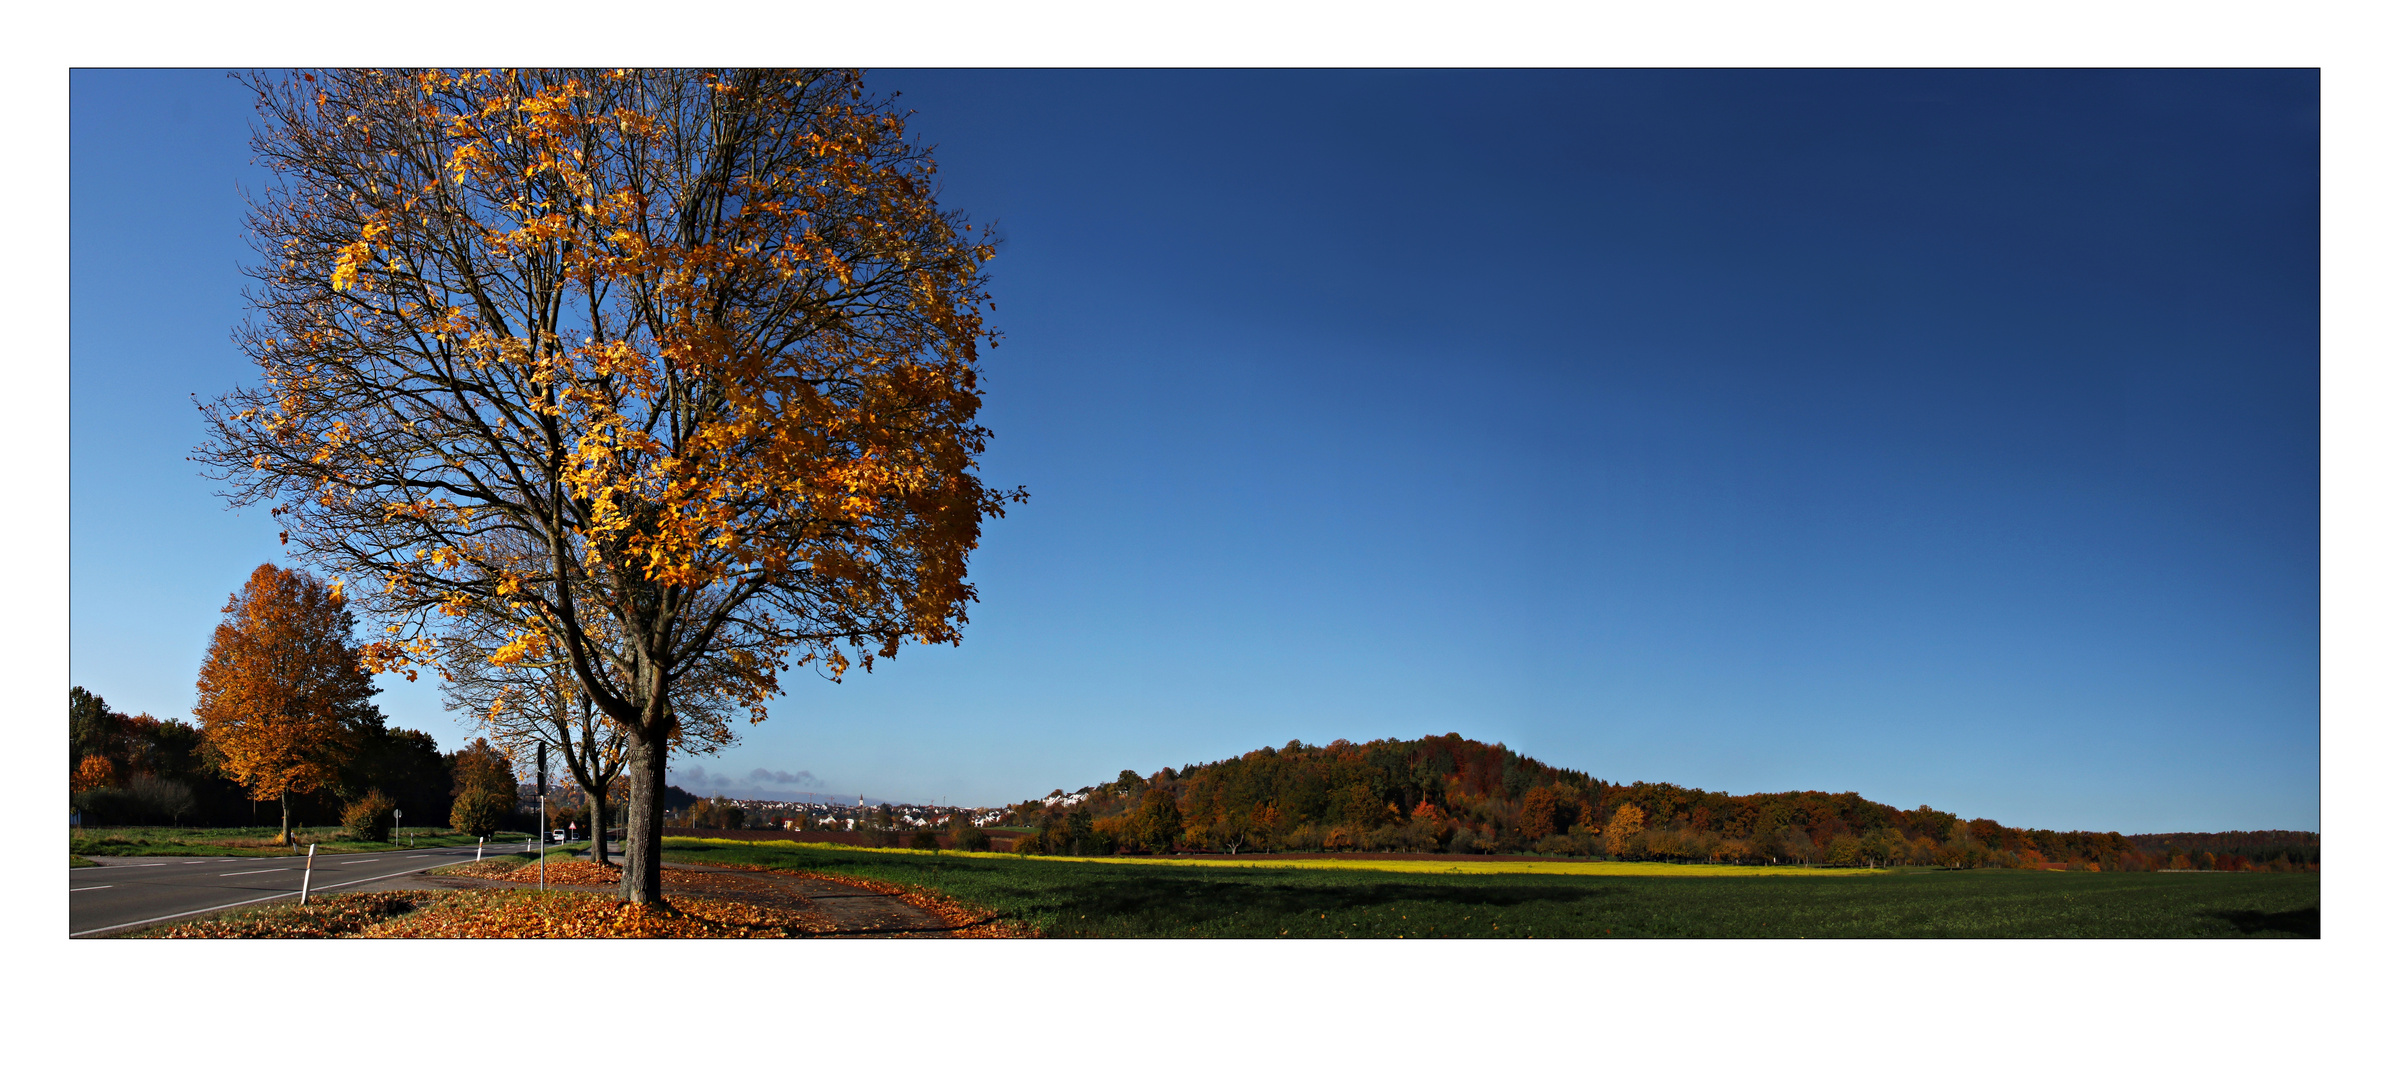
[
  {"left": 656, "top": 862, "right": 956, "bottom": 937},
  {"left": 408, "top": 859, "right": 957, "bottom": 937}
]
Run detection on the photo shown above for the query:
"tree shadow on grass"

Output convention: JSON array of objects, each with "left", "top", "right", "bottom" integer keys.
[
  {"left": 681, "top": 846, "right": 1641, "bottom": 932},
  {"left": 2209, "top": 906, "right": 2319, "bottom": 938},
  {"left": 1040, "top": 873, "right": 1617, "bottom": 926}
]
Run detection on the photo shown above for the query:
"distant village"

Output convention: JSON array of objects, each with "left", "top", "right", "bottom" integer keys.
[
  {"left": 510, "top": 781, "right": 1019, "bottom": 834},
  {"left": 703, "top": 797, "right": 1012, "bottom": 831}
]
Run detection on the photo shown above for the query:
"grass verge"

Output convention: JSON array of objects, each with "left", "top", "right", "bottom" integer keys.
[
  {"left": 71, "top": 826, "right": 527, "bottom": 859},
  {"left": 660, "top": 837, "right": 2319, "bottom": 938}
]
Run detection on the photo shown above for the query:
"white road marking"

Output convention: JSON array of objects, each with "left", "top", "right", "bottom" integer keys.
[
  {"left": 71, "top": 855, "right": 481, "bottom": 938},
  {"left": 70, "top": 885, "right": 113, "bottom": 893},
  {"left": 134, "top": 863, "right": 166, "bottom": 867},
  {"left": 339, "top": 859, "right": 380, "bottom": 865},
  {"left": 406, "top": 854, "right": 432, "bottom": 858},
  {"left": 221, "top": 867, "right": 291, "bottom": 876}
]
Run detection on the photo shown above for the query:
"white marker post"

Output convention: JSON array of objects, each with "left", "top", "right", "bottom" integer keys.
[
  {"left": 299, "top": 844, "right": 317, "bottom": 904},
  {"left": 537, "top": 742, "right": 548, "bottom": 893},
  {"left": 394, "top": 807, "right": 403, "bottom": 847}
]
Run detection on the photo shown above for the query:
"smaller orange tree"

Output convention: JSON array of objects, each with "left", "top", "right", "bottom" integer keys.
[
  {"left": 1602, "top": 803, "right": 1647, "bottom": 858},
  {"left": 194, "top": 564, "right": 382, "bottom": 842},
  {"left": 448, "top": 738, "right": 517, "bottom": 838},
  {"left": 72, "top": 755, "right": 118, "bottom": 794}
]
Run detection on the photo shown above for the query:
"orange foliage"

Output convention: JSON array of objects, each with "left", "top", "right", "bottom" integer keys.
[
  {"left": 358, "top": 892, "right": 835, "bottom": 939},
  {"left": 1603, "top": 804, "right": 1647, "bottom": 853},
  {"left": 72, "top": 755, "right": 118, "bottom": 794},
  {"left": 193, "top": 564, "right": 380, "bottom": 837},
  {"left": 196, "top": 68, "right": 1023, "bottom": 902},
  {"left": 1518, "top": 786, "right": 1567, "bottom": 840},
  {"left": 146, "top": 890, "right": 834, "bottom": 939},
  {"left": 199, "top": 69, "right": 1016, "bottom": 709}
]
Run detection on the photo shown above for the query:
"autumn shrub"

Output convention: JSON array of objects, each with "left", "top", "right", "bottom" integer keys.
[
  {"left": 1644, "top": 827, "right": 1711, "bottom": 863},
  {"left": 451, "top": 788, "right": 510, "bottom": 838},
  {"left": 1447, "top": 828, "right": 1479, "bottom": 855},
  {"left": 343, "top": 788, "right": 397, "bottom": 842},
  {"left": 1531, "top": 834, "right": 1578, "bottom": 857},
  {"left": 129, "top": 774, "right": 198, "bottom": 824},
  {"left": 1012, "top": 831, "right": 1046, "bottom": 855},
  {"left": 73, "top": 775, "right": 202, "bottom": 827},
  {"left": 1398, "top": 815, "right": 1452, "bottom": 853},
  {"left": 1104, "top": 815, "right": 1134, "bottom": 851},
  {"left": 1709, "top": 837, "right": 1756, "bottom": 864},
  {"left": 1769, "top": 827, "right": 1818, "bottom": 866},
  {"left": 949, "top": 820, "right": 990, "bottom": 852},
  {"left": 910, "top": 830, "right": 942, "bottom": 851},
  {"left": 71, "top": 786, "right": 141, "bottom": 828}
]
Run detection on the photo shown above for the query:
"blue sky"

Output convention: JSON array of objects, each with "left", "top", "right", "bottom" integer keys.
[{"left": 68, "top": 69, "right": 2318, "bottom": 832}]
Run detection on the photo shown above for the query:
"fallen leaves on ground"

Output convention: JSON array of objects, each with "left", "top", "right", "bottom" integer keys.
[
  {"left": 435, "top": 857, "right": 731, "bottom": 890},
  {"left": 357, "top": 889, "right": 836, "bottom": 938},
  {"left": 140, "top": 891, "right": 439, "bottom": 938},
  {"left": 144, "top": 889, "right": 836, "bottom": 938}
]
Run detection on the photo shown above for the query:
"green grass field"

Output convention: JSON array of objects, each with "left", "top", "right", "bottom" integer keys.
[
  {"left": 661, "top": 838, "right": 2319, "bottom": 938},
  {"left": 70, "top": 825, "right": 529, "bottom": 859}
]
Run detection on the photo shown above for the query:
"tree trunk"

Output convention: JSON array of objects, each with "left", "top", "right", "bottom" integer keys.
[
  {"left": 280, "top": 792, "right": 292, "bottom": 846},
  {"left": 619, "top": 733, "right": 667, "bottom": 906},
  {"left": 587, "top": 788, "right": 612, "bottom": 867}
]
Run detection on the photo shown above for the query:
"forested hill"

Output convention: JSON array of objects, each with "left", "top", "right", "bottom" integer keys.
[
  {"left": 2128, "top": 831, "right": 2320, "bottom": 867},
  {"left": 1000, "top": 734, "right": 2319, "bottom": 871}
]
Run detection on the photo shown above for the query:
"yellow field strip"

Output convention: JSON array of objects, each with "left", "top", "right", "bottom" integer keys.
[{"left": 661, "top": 838, "right": 1882, "bottom": 877}]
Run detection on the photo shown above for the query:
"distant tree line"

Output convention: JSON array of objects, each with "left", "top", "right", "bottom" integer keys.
[
  {"left": 2125, "top": 831, "right": 2319, "bottom": 872},
  {"left": 999, "top": 734, "right": 2319, "bottom": 871},
  {"left": 70, "top": 685, "right": 539, "bottom": 838},
  {"left": 72, "top": 685, "right": 445, "bottom": 830}
]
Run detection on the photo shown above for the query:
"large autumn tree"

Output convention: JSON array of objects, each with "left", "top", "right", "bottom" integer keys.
[
  {"left": 193, "top": 563, "right": 384, "bottom": 842},
  {"left": 196, "top": 69, "right": 1019, "bottom": 905}
]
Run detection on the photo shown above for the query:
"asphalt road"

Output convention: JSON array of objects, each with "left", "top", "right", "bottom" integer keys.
[{"left": 69, "top": 843, "right": 518, "bottom": 937}]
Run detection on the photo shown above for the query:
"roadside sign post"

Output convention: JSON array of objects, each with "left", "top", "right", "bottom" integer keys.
[
  {"left": 394, "top": 807, "right": 403, "bottom": 847},
  {"left": 537, "top": 743, "right": 548, "bottom": 893},
  {"left": 299, "top": 843, "right": 317, "bottom": 905}
]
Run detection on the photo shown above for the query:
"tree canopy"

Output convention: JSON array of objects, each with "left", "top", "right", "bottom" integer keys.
[
  {"left": 192, "top": 563, "right": 384, "bottom": 841},
  {"left": 196, "top": 68, "right": 1019, "bottom": 902}
]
